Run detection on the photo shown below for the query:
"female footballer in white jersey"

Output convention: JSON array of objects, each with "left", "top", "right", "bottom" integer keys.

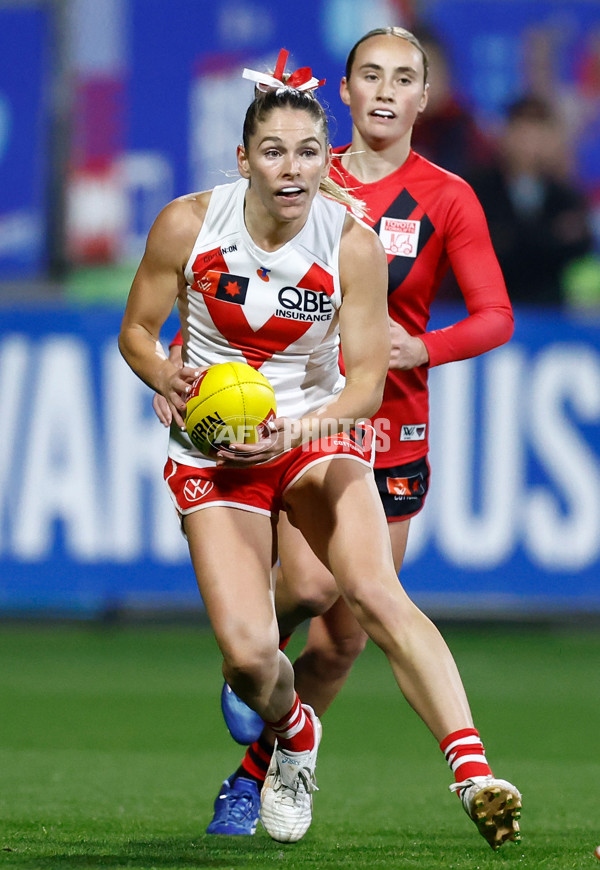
[
  {"left": 197, "top": 35, "right": 521, "bottom": 852},
  {"left": 120, "top": 55, "right": 516, "bottom": 847}
]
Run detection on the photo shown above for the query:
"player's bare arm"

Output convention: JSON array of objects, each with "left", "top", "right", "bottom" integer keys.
[
  {"left": 322, "top": 214, "right": 390, "bottom": 421},
  {"left": 119, "top": 195, "right": 208, "bottom": 427},
  {"left": 152, "top": 342, "right": 183, "bottom": 426}
]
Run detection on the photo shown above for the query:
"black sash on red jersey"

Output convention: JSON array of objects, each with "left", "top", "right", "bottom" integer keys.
[{"left": 372, "top": 189, "right": 435, "bottom": 294}]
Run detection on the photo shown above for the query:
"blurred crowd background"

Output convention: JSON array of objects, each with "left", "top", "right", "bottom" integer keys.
[
  {"left": 1, "top": 0, "right": 600, "bottom": 620},
  {"left": 2, "top": 0, "right": 600, "bottom": 309}
]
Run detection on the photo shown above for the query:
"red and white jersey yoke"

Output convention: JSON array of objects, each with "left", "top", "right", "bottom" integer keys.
[{"left": 170, "top": 178, "right": 347, "bottom": 468}]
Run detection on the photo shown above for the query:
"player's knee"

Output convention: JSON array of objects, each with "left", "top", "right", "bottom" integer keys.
[
  {"left": 287, "top": 575, "right": 339, "bottom": 619},
  {"left": 222, "top": 637, "right": 276, "bottom": 689},
  {"left": 302, "top": 625, "right": 367, "bottom": 680},
  {"left": 343, "top": 576, "right": 412, "bottom": 634},
  {"left": 326, "top": 630, "right": 366, "bottom": 674},
  {"left": 300, "top": 640, "right": 361, "bottom": 683}
]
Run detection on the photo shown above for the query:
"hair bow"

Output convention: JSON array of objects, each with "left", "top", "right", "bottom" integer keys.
[{"left": 242, "top": 48, "right": 325, "bottom": 93}]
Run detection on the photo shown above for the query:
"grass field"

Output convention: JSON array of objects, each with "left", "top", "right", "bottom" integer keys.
[{"left": 0, "top": 621, "right": 599, "bottom": 869}]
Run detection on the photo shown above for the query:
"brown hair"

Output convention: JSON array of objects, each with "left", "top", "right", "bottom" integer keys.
[
  {"left": 242, "top": 87, "right": 365, "bottom": 215},
  {"left": 345, "top": 26, "right": 429, "bottom": 85}
]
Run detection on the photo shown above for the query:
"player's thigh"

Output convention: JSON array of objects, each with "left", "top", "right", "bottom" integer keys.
[
  {"left": 388, "top": 519, "right": 411, "bottom": 574},
  {"left": 284, "top": 458, "right": 396, "bottom": 591},
  {"left": 374, "top": 456, "right": 430, "bottom": 572},
  {"left": 277, "top": 512, "right": 339, "bottom": 621},
  {"left": 305, "top": 595, "right": 366, "bottom": 660},
  {"left": 184, "top": 506, "right": 278, "bottom": 655}
]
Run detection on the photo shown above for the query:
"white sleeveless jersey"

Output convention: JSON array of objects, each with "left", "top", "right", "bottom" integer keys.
[{"left": 169, "top": 178, "right": 347, "bottom": 468}]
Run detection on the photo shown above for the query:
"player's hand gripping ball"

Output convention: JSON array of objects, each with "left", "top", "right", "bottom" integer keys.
[{"left": 185, "top": 361, "right": 277, "bottom": 457}]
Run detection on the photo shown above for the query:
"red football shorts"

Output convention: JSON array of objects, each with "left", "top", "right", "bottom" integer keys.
[{"left": 164, "top": 429, "right": 375, "bottom": 518}]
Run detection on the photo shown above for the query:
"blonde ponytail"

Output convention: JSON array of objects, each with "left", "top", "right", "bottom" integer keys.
[{"left": 319, "top": 176, "right": 367, "bottom": 219}]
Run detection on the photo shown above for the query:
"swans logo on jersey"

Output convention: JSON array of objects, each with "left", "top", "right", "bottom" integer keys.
[
  {"left": 183, "top": 478, "right": 214, "bottom": 503},
  {"left": 257, "top": 267, "right": 271, "bottom": 282},
  {"left": 379, "top": 217, "right": 421, "bottom": 258},
  {"left": 400, "top": 424, "right": 426, "bottom": 441},
  {"left": 276, "top": 286, "right": 333, "bottom": 322},
  {"left": 192, "top": 270, "right": 249, "bottom": 304}
]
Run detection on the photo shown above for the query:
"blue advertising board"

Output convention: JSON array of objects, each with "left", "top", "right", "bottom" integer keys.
[
  {"left": 0, "top": 5, "right": 50, "bottom": 278},
  {"left": 405, "top": 307, "right": 600, "bottom": 615},
  {"left": 0, "top": 305, "right": 598, "bottom": 618}
]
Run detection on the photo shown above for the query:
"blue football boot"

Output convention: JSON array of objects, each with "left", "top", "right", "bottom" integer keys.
[
  {"left": 206, "top": 776, "right": 261, "bottom": 835},
  {"left": 221, "top": 682, "right": 264, "bottom": 745}
]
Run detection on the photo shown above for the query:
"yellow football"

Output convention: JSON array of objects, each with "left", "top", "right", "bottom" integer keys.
[{"left": 185, "top": 361, "right": 277, "bottom": 457}]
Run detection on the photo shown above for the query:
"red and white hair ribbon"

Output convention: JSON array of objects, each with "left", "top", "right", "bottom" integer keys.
[{"left": 242, "top": 48, "right": 325, "bottom": 93}]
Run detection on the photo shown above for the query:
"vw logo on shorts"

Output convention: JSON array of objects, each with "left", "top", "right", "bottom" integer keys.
[{"left": 183, "top": 478, "right": 214, "bottom": 503}]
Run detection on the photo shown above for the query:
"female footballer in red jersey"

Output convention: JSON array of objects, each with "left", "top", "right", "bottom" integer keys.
[{"left": 157, "top": 34, "right": 521, "bottom": 849}]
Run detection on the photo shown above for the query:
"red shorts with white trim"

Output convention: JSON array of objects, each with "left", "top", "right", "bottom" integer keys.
[{"left": 164, "top": 429, "right": 375, "bottom": 518}]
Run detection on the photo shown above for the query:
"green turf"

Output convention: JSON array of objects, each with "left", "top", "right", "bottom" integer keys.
[{"left": 0, "top": 622, "right": 598, "bottom": 869}]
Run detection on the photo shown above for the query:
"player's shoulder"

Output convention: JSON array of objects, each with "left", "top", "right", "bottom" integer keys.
[
  {"left": 147, "top": 190, "right": 212, "bottom": 252},
  {"left": 146, "top": 191, "right": 211, "bottom": 263},
  {"left": 410, "top": 150, "right": 477, "bottom": 198},
  {"left": 341, "top": 211, "right": 385, "bottom": 260},
  {"left": 342, "top": 210, "right": 378, "bottom": 241},
  {"left": 159, "top": 190, "right": 212, "bottom": 225},
  {"left": 412, "top": 151, "right": 471, "bottom": 190}
]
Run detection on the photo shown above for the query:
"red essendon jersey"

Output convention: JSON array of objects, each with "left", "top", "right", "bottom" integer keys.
[{"left": 330, "top": 147, "right": 513, "bottom": 466}]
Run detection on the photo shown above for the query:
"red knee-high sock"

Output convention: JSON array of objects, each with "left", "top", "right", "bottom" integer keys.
[
  {"left": 440, "top": 727, "right": 493, "bottom": 785},
  {"left": 265, "top": 692, "right": 314, "bottom": 752}
]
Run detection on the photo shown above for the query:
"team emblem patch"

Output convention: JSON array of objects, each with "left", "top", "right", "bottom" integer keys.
[
  {"left": 386, "top": 474, "right": 424, "bottom": 497},
  {"left": 400, "top": 424, "right": 426, "bottom": 442},
  {"left": 379, "top": 217, "right": 421, "bottom": 258},
  {"left": 192, "top": 270, "right": 249, "bottom": 304}
]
